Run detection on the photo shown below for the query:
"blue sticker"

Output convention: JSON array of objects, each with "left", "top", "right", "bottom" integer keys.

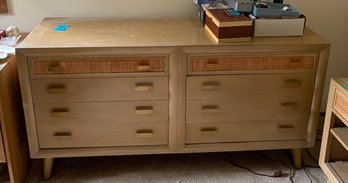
[
  {"left": 344, "top": 84, "right": 348, "bottom": 89},
  {"left": 54, "top": 24, "right": 70, "bottom": 32},
  {"left": 227, "top": 9, "right": 240, "bottom": 15}
]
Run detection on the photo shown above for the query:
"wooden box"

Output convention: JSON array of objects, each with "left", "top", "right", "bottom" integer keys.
[{"left": 204, "top": 9, "right": 253, "bottom": 43}]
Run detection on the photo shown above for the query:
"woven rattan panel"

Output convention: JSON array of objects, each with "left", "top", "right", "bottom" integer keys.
[
  {"left": 191, "top": 55, "right": 315, "bottom": 72},
  {"left": 335, "top": 91, "right": 348, "bottom": 121},
  {"left": 31, "top": 57, "right": 166, "bottom": 75}
]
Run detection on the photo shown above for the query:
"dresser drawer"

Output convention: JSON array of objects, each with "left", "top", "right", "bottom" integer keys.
[
  {"left": 34, "top": 100, "right": 168, "bottom": 125},
  {"left": 186, "top": 97, "right": 311, "bottom": 123},
  {"left": 186, "top": 119, "right": 308, "bottom": 144},
  {"left": 31, "top": 77, "right": 168, "bottom": 103},
  {"left": 189, "top": 54, "right": 315, "bottom": 74},
  {"left": 187, "top": 73, "right": 315, "bottom": 100},
  {"left": 37, "top": 122, "right": 168, "bottom": 148},
  {"left": 333, "top": 90, "right": 348, "bottom": 122},
  {"left": 30, "top": 56, "right": 167, "bottom": 77}
]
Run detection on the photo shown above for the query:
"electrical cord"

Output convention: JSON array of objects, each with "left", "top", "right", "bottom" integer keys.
[
  {"left": 256, "top": 151, "right": 295, "bottom": 183},
  {"left": 304, "top": 167, "right": 313, "bottom": 183},
  {"left": 230, "top": 161, "right": 283, "bottom": 178},
  {"left": 302, "top": 149, "right": 323, "bottom": 183},
  {"left": 229, "top": 150, "right": 323, "bottom": 183},
  {"left": 305, "top": 149, "right": 318, "bottom": 163},
  {"left": 304, "top": 149, "right": 320, "bottom": 168}
]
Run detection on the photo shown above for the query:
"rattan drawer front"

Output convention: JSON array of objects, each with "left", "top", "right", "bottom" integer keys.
[
  {"left": 187, "top": 73, "right": 315, "bottom": 100},
  {"left": 186, "top": 97, "right": 312, "bottom": 123},
  {"left": 189, "top": 55, "right": 315, "bottom": 74},
  {"left": 34, "top": 100, "right": 168, "bottom": 125},
  {"left": 186, "top": 119, "right": 308, "bottom": 144},
  {"left": 30, "top": 56, "right": 167, "bottom": 76},
  {"left": 37, "top": 122, "right": 168, "bottom": 148},
  {"left": 334, "top": 90, "right": 348, "bottom": 122},
  {"left": 31, "top": 77, "right": 168, "bottom": 103}
]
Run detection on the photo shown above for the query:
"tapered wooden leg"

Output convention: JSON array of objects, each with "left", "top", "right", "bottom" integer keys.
[
  {"left": 43, "top": 158, "right": 53, "bottom": 180},
  {"left": 290, "top": 148, "right": 302, "bottom": 169}
]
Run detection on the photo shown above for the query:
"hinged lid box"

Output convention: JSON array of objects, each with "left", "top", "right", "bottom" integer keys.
[{"left": 205, "top": 9, "right": 253, "bottom": 43}]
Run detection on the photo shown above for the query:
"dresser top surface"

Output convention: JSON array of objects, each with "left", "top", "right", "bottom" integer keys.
[
  {"left": 334, "top": 78, "right": 348, "bottom": 93},
  {"left": 18, "top": 17, "right": 329, "bottom": 48}
]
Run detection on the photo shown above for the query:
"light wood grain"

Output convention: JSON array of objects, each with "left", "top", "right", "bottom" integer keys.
[
  {"left": 186, "top": 97, "right": 312, "bottom": 123},
  {"left": 17, "top": 18, "right": 328, "bottom": 48},
  {"left": 186, "top": 118, "right": 308, "bottom": 144},
  {"left": 31, "top": 77, "right": 168, "bottom": 103},
  {"left": 330, "top": 161, "right": 348, "bottom": 182},
  {"left": 34, "top": 100, "right": 168, "bottom": 125},
  {"left": 177, "top": 47, "right": 188, "bottom": 151},
  {"left": 320, "top": 78, "right": 348, "bottom": 183},
  {"left": 290, "top": 148, "right": 302, "bottom": 169},
  {"left": 43, "top": 158, "right": 53, "bottom": 180},
  {"left": 331, "top": 128, "right": 348, "bottom": 152},
  {"left": 186, "top": 73, "right": 315, "bottom": 100},
  {"left": 15, "top": 18, "right": 330, "bottom": 179},
  {"left": 0, "top": 56, "right": 31, "bottom": 183},
  {"left": 168, "top": 48, "right": 180, "bottom": 151},
  {"left": 38, "top": 122, "right": 168, "bottom": 148},
  {"left": 0, "top": 130, "right": 5, "bottom": 163},
  {"left": 306, "top": 46, "right": 330, "bottom": 145}
]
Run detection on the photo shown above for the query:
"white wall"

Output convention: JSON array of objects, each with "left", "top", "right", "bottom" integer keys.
[
  {"left": 1, "top": 0, "right": 347, "bottom": 111},
  {"left": 286, "top": 0, "right": 348, "bottom": 111},
  {"left": 0, "top": 0, "right": 197, "bottom": 32}
]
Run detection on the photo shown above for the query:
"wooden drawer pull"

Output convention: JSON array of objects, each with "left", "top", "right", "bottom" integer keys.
[
  {"left": 135, "top": 106, "right": 154, "bottom": 115},
  {"left": 283, "top": 79, "right": 302, "bottom": 88},
  {"left": 289, "top": 59, "right": 302, "bottom": 68},
  {"left": 200, "top": 127, "right": 218, "bottom": 136},
  {"left": 206, "top": 59, "right": 219, "bottom": 68},
  {"left": 201, "top": 105, "right": 220, "bottom": 114},
  {"left": 201, "top": 81, "right": 221, "bottom": 91},
  {"left": 134, "top": 83, "right": 153, "bottom": 91},
  {"left": 281, "top": 102, "right": 298, "bottom": 106},
  {"left": 137, "top": 62, "right": 150, "bottom": 71},
  {"left": 135, "top": 129, "right": 153, "bottom": 138},
  {"left": 50, "top": 108, "right": 69, "bottom": 118},
  {"left": 277, "top": 124, "right": 295, "bottom": 133},
  {"left": 53, "top": 132, "right": 72, "bottom": 140},
  {"left": 281, "top": 102, "right": 298, "bottom": 110},
  {"left": 47, "top": 85, "right": 66, "bottom": 94},
  {"left": 47, "top": 63, "right": 64, "bottom": 72},
  {"left": 206, "top": 59, "right": 219, "bottom": 65}
]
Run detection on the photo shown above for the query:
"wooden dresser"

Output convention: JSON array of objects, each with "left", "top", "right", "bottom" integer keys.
[
  {"left": 320, "top": 78, "right": 348, "bottom": 183},
  {"left": 0, "top": 54, "right": 31, "bottom": 182},
  {"left": 16, "top": 18, "right": 330, "bottom": 179}
]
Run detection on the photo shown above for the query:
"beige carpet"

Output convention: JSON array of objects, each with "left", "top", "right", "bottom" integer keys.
[{"left": 24, "top": 148, "right": 327, "bottom": 183}]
